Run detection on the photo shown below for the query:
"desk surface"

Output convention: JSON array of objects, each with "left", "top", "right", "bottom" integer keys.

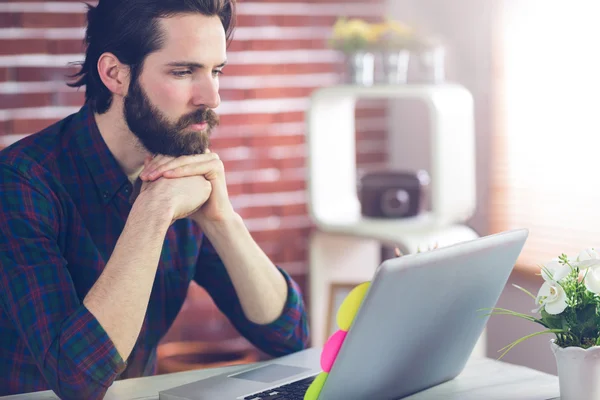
[{"left": 0, "top": 356, "right": 560, "bottom": 400}]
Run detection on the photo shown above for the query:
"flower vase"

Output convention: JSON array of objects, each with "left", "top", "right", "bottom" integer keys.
[
  {"left": 380, "top": 50, "right": 410, "bottom": 84},
  {"left": 344, "top": 51, "right": 374, "bottom": 86},
  {"left": 551, "top": 339, "right": 600, "bottom": 400},
  {"left": 410, "top": 45, "right": 446, "bottom": 84}
]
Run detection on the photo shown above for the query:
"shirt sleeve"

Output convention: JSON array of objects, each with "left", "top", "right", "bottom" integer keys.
[
  {"left": 0, "top": 165, "right": 126, "bottom": 400},
  {"left": 194, "top": 234, "right": 309, "bottom": 357}
]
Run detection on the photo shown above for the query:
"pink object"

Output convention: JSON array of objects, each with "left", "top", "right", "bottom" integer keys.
[{"left": 320, "top": 330, "right": 347, "bottom": 372}]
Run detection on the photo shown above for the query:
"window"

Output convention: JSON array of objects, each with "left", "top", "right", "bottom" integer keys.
[{"left": 491, "top": 0, "right": 600, "bottom": 269}]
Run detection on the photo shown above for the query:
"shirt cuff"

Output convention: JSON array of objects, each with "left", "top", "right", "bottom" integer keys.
[
  {"left": 62, "top": 305, "right": 127, "bottom": 387},
  {"left": 260, "top": 266, "right": 307, "bottom": 334}
]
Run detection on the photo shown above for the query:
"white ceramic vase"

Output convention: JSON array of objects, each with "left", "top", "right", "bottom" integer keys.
[
  {"left": 551, "top": 339, "right": 600, "bottom": 400},
  {"left": 345, "top": 51, "right": 375, "bottom": 86},
  {"left": 379, "top": 50, "right": 410, "bottom": 84}
]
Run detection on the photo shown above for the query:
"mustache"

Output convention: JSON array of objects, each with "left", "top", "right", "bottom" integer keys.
[{"left": 176, "top": 108, "right": 220, "bottom": 129}]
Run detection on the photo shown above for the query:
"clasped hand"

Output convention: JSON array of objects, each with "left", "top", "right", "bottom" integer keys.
[{"left": 138, "top": 151, "right": 236, "bottom": 225}]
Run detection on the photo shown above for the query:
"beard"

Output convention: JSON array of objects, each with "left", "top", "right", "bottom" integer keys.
[{"left": 123, "top": 76, "right": 219, "bottom": 156}]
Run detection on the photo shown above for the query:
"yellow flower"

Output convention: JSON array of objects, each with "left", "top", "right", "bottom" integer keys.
[
  {"left": 331, "top": 18, "right": 377, "bottom": 42},
  {"left": 369, "top": 22, "right": 390, "bottom": 41},
  {"left": 386, "top": 20, "right": 414, "bottom": 37}
]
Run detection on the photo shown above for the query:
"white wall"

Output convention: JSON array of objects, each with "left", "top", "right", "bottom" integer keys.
[{"left": 386, "top": 0, "right": 557, "bottom": 375}]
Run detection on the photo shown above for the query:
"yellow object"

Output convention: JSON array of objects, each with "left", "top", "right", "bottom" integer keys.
[
  {"left": 331, "top": 18, "right": 378, "bottom": 42},
  {"left": 304, "top": 372, "right": 329, "bottom": 400},
  {"left": 336, "top": 282, "right": 370, "bottom": 331}
]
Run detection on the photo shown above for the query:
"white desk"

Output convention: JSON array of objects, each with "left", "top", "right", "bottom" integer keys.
[{"left": 0, "top": 356, "right": 560, "bottom": 400}]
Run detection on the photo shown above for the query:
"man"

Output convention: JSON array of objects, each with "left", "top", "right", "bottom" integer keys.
[{"left": 0, "top": 0, "right": 309, "bottom": 398}]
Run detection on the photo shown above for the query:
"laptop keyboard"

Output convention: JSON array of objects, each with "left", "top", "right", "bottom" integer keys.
[{"left": 243, "top": 375, "right": 317, "bottom": 400}]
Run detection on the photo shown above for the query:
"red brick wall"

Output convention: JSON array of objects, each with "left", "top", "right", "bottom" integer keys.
[{"left": 0, "top": 0, "right": 388, "bottom": 328}]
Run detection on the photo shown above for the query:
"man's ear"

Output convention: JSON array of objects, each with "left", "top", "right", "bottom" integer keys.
[{"left": 97, "top": 52, "right": 131, "bottom": 98}]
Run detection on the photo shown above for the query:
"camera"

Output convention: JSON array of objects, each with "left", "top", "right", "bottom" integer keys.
[{"left": 358, "top": 170, "right": 430, "bottom": 218}]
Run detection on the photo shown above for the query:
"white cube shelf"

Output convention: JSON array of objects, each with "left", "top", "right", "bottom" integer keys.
[{"left": 305, "top": 83, "right": 477, "bottom": 236}]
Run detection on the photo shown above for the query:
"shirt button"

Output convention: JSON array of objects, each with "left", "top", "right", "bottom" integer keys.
[
  {"left": 124, "top": 186, "right": 131, "bottom": 194},
  {"left": 102, "top": 191, "right": 109, "bottom": 199}
]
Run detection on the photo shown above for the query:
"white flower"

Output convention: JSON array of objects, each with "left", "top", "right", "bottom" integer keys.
[
  {"left": 541, "top": 259, "right": 570, "bottom": 283},
  {"left": 577, "top": 248, "right": 600, "bottom": 269},
  {"left": 584, "top": 265, "right": 600, "bottom": 294},
  {"left": 534, "top": 281, "right": 567, "bottom": 315}
]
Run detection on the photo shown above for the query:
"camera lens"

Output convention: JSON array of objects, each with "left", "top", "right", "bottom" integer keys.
[{"left": 381, "top": 189, "right": 410, "bottom": 217}]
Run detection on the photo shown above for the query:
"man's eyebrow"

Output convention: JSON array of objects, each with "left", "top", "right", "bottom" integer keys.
[{"left": 166, "top": 60, "right": 228, "bottom": 69}]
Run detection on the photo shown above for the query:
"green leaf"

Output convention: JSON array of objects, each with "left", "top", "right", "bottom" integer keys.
[
  {"left": 479, "top": 307, "right": 548, "bottom": 328},
  {"left": 497, "top": 329, "right": 566, "bottom": 360},
  {"left": 578, "top": 304, "right": 596, "bottom": 326},
  {"left": 512, "top": 284, "right": 537, "bottom": 300},
  {"left": 540, "top": 309, "right": 566, "bottom": 330}
]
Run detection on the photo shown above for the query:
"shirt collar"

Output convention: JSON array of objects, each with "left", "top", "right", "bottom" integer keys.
[{"left": 75, "top": 103, "right": 129, "bottom": 206}]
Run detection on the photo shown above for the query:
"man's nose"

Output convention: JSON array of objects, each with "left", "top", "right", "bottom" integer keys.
[{"left": 192, "top": 76, "right": 220, "bottom": 109}]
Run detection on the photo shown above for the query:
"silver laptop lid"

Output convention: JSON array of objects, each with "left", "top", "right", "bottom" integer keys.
[{"left": 318, "top": 229, "right": 528, "bottom": 400}]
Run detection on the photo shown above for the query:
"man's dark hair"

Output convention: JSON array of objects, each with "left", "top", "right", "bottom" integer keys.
[{"left": 68, "top": 0, "right": 236, "bottom": 114}]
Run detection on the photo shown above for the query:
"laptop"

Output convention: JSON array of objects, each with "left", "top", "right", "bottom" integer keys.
[{"left": 159, "top": 228, "right": 528, "bottom": 400}]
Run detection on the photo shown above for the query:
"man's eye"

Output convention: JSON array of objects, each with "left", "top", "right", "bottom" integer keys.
[
  {"left": 212, "top": 70, "right": 224, "bottom": 77},
  {"left": 172, "top": 70, "right": 192, "bottom": 77}
]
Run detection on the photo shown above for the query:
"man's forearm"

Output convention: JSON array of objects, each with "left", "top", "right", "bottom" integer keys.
[
  {"left": 83, "top": 194, "right": 172, "bottom": 360},
  {"left": 197, "top": 213, "right": 288, "bottom": 325}
]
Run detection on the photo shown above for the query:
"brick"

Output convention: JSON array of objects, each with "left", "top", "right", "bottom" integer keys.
[
  {"left": 15, "top": 66, "right": 80, "bottom": 82},
  {"left": 249, "top": 87, "right": 316, "bottom": 100},
  {"left": 208, "top": 136, "right": 247, "bottom": 150},
  {"left": 236, "top": 15, "right": 337, "bottom": 28},
  {"left": 53, "top": 90, "right": 86, "bottom": 107},
  {"left": 220, "top": 87, "right": 316, "bottom": 102},
  {"left": 219, "top": 113, "right": 276, "bottom": 126},
  {"left": 291, "top": 273, "right": 307, "bottom": 294},
  {"left": 0, "top": 121, "right": 10, "bottom": 136},
  {"left": 227, "top": 39, "right": 327, "bottom": 53},
  {"left": 249, "top": 179, "right": 306, "bottom": 194},
  {"left": 11, "top": 119, "right": 62, "bottom": 135},
  {"left": 246, "top": 134, "right": 304, "bottom": 147},
  {"left": 223, "top": 63, "right": 336, "bottom": 76},
  {"left": 20, "top": 13, "right": 86, "bottom": 28},
  {"left": 275, "top": 111, "right": 304, "bottom": 124},
  {"left": 0, "top": 68, "right": 9, "bottom": 82},
  {"left": 277, "top": 156, "right": 305, "bottom": 169},
  {"left": 355, "top": 107, "right": 387, "bottom": 119},
  {"left": 224, "top": 157, "right": 279, "bottom": 172},
  {"left": 218, "top": 89, "right": 248, "bottom": 102},
  {"left": 237, "top": 206, "right": 277, "bottom": 219},
  {"left": 278, "top": 203, "right": 308, "bottom": 217},
  {"left": 356, "top": 130, "right": 387, "bottom": 141},
  {"left": 49, "top": 39, "right": 86, "bottom": 55},
  {"left": 356, "top": 99, "right": 388, "bottom": 108},
  {"left": 0, "top": 13, "right": 17, "bottom": 28},
  {"left": 357, "top": 152, "right": 387, "bottom": 164},
  {"left": 0, "top": 93, "right": 53, "bottom": 109},
  {"left": 280, "top": 244, "right": 308, "bottom": 264},
  {"left": 253, "top": 226, "right": 311, "bottom": 244},
  {"left": 267, "top": 240, "right": 309, "bottom": 266},
  {"left": 236, "top": 11, "right": 380, "bottom": 30},
  {"left": 0, "top": 39, "right": 47, "bottom": 55}
]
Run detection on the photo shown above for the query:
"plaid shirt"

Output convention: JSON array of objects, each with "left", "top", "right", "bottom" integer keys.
[{"left": 0, "top": 104, "right": 309, "bottom": 399}]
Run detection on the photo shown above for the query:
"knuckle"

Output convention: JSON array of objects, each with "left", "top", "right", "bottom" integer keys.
[{"left": 212, "top": 159, "right": 224, "bottom": 171}]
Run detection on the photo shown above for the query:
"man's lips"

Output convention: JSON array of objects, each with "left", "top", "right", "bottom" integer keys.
[{"left": 189, "top": 122, "right": 208, "bottom": 130}]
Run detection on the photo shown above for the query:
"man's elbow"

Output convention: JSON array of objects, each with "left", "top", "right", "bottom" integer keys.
[
  {"left": 52, "top": 376, "right": 110, "bottom": 400},
  {"left": 43, "top": 361, "right": 113, "bottom": 400}
]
